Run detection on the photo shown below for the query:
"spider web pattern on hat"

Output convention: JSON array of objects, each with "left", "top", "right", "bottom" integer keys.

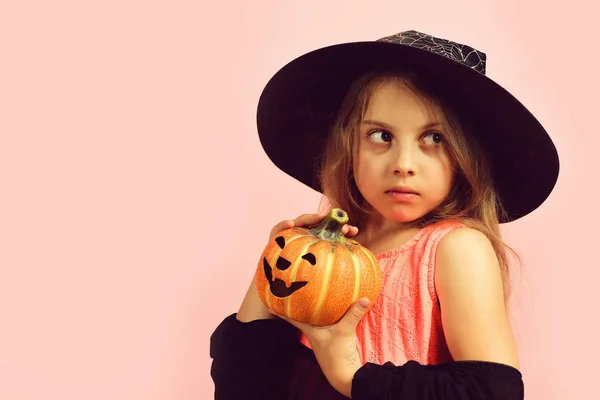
[{"left": 377, "top": 30, "right": 487, "bottom": 74}]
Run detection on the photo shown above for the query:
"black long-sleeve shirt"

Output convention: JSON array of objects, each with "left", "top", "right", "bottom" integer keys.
[{"left": 209, "top": 313, "right": 524, "bottom": 399}]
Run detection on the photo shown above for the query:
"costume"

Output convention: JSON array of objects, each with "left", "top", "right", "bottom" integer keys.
[
  {"left": 210, "top": 220, "right": 524, "bottom": 399},
  {"left": 209, "top": 29, "right": 559, "bottom": 399}
]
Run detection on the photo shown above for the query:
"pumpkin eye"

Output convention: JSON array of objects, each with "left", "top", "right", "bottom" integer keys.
[
  {"left": 276, "top": 256, "right": 292, "bottom": 271},
  {"left": 275, "top": 236, "right": 285, "bottom": 249},
  {"left": 302, "top": 253, "right": 316, "bottom": 265}
]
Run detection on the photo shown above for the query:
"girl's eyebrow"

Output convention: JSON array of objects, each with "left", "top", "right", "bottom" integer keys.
[{"left": 361, "top": 120, "right": 442, "bottom": 130}]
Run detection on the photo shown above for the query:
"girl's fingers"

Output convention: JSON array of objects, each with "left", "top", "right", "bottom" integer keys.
[
  {"left": 270, "top": 213, "right": 358, "bottom": 241},
  {"left": 292, "top": 212, "right": 326, "bottom": 227},
  {"left": 269, "top": 213, "right": 324, "bottom": 241},
  {"left": 346, "top": 225, "right": 359, "bottom": 237},
  {"left": 269, "top": 219, "right": 294, "bottom": 240},
  {"left": 341, "top": 224, "right": 359, "bottom": 237}
]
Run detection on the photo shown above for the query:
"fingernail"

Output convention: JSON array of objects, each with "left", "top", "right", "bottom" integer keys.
[{"left": 358, "top": 298, "right": 370, "bottom": 309}]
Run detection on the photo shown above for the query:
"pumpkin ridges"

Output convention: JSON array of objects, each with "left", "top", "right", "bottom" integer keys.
[
  {"left": 309, "top": 243, "right": 336, "bottom": 325},
  {"left": 345, "top": 247, "right": 373, "bottom": 310},
  {"left": 356, "top": 246, "right": 382, "bottom": 302},
  {"left": 284, "top": 237, "right": 319, "bottom": 319},
  {"left": 292, "top": 239, "right": 331, "bottom": 324},
  {"left": 277, "top": 231, "right": 313, "bottom": 285},
  {"left": 312, "top": 244, "right": 358, "bottom": 325},
  {"left": 350, "top": 249, "right": 361, "bottom": 307}
]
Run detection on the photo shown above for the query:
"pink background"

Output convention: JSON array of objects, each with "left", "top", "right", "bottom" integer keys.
[{"left": 1, "top": 0, "right": 597, "bottom": 399}]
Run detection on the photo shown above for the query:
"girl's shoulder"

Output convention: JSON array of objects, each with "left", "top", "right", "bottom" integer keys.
[
  {"left": 413, "top": 219, "right": 471, "bottom": 254},
  {"left": 423, "top": 218, "right": 469, "bottom": 235},
  {"left": 375, "top": 219, "right": 467, "bottom": 261}
]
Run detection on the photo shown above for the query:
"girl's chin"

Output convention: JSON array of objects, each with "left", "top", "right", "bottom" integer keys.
[
  {"left": 374, "top": 210, "right": 425, "bottom": 224},
  {"left": 362, "top": 201, "right": 433, "bottom": 224},
  {"left": 377, "top": 207, "right": 429, "bottom": 223}
]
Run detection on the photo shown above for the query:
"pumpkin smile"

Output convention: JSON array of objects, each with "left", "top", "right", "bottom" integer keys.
[{"left": 263, "top": 257, "right": 308, "bottom": 298}]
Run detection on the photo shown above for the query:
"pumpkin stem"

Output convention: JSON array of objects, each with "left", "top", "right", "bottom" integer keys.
[{"left": 310, "top": 208, "right": 349, "bottom": 242}]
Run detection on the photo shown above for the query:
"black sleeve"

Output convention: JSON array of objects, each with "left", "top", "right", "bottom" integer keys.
[
  {"left": 210, "top": 313, "right": 524, "bottom": 400},
  {"left": 209, "top": 313, "right": 302, "bottom": 400},
  {"left": 351, "top": 360, "right": 524, "bottom": 400},
  {"left": 209, "top": 313, "right": 350, "bottom": 400}
]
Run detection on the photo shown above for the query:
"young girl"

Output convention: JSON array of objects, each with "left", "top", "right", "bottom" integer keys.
[{"left": 209, "top": 30, "right": 559, "bottom": 399}]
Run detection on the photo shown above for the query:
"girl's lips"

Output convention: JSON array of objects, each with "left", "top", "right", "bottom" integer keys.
[
  {"left": 386, "top": 186, "right": 419, "bottom": 195},
  {"left": 386, "top": 189, "right": 419, "bottom": 201}
]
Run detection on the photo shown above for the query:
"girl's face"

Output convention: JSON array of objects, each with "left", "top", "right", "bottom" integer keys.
[{"left": 353, "top": 81, "right": 455, "bottom": 223}]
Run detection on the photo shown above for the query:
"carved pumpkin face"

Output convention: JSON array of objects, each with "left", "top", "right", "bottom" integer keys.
[
  {"left": 255, "top": 209, "right": 382, "bottom": 326},
  {"left": 262, "top": 234, "right": 315, "bottom": 298}
]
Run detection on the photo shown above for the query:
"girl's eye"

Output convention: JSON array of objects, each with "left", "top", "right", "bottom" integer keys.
[
  {"left": 422, "top": 131, "right": 443, "bottom": 145},
  {"left": 368, "top": 130, "right": 392, "bottom": 143}
]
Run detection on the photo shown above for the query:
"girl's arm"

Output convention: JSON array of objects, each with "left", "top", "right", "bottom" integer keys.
[
  {"left": 236, "top": 274, "right": 275, "bottom": 322},
  {"left": 435, "top": 227, "right": 520, "bottom": 369},
  {"left": 350, "top": 227, "right": 524, "bottom": 399}
]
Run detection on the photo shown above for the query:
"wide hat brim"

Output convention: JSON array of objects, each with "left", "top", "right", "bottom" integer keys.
[{"left": 256, "top": 36, "right": 560, "bottom": 223}]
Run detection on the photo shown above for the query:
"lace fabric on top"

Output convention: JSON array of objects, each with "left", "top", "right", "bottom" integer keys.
[{"left": 301, "top": 199, "right": 466, "bottom": 366}]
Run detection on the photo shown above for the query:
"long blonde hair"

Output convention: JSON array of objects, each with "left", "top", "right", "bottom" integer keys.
[{"left": 318, "top": 70, "right": 520, "bottom": 301}]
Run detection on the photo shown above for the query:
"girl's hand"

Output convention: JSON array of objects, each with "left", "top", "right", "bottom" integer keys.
[
  {"left": 237, "top": 211, "right": 357, "bottom": 323},
  {"left": 268, "top": 211, "right": 359, "bottom": 241},
  {"left": 277, "top": 299, "right": 370, "bottom": 398}
]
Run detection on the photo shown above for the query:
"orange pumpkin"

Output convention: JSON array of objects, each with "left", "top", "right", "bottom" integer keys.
[{"left": 255, "top": 208, "right": 382, "bottom": 326}]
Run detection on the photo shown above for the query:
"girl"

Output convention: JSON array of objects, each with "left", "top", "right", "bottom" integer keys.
[{"left": 209, "top": 30, "right": 559, "bottom": 399}]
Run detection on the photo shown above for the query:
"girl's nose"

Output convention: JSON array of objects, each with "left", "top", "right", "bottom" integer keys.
[{"left": 392, "top": 146, "right": 416, "bottom": 177}]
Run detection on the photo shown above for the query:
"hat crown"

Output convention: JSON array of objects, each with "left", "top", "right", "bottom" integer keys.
[{"left": 377, "top": 30, "right": 487, "bottom": 74}]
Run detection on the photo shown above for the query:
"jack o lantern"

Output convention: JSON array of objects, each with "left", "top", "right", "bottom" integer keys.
[{"left": 255, "top": 208, "right": 382, "bottom": 326}]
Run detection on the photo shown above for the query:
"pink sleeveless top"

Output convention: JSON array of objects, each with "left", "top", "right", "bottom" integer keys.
[{"left": 300, "top": 220, "right": 465, "bottom": 366}]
